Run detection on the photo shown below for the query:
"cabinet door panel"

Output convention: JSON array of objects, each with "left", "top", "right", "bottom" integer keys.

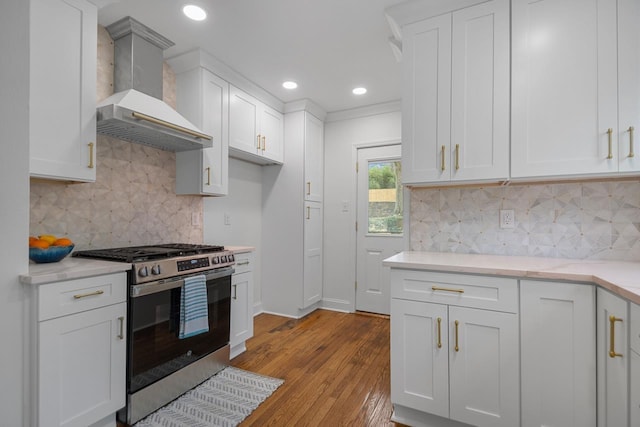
[
  {"left": 520, "top": 280, "right": 596, "bottom": 427},
  {"left": 511, "top": 0, "right": 618, "bottom": 178},
  {"left": 200, "top": 70, "right": 229, "bottom": 195},
  {"left": 260, "top": 105, "right": 284, "bottom": 163},
  {"left": 39, "top": 302, "right": 125, "bottom": 427},
  {"left": 597, "top": 288, "right": 629, "bottom": 427},
  {"left": 304, "top": 113, "right": 324, "bottom": 202},
  {"left": 230, "top": 271, "right": 252, "bottom": 347},
  {"left": 618, "top": 0, "right": 640, "bottom": 171},
  {"left": 390, "top": 299, "right": 449, "bottom": 417},
  {"left": 30, "top": 0, "right": 96, "bottom": 182},
  {"left": 402, "top": 14, "right": 452, "bottom": 183},
  {"left": 632, "top": 350, "right": 640, "bottom": 427},
  {"left": 450, "top": 0, "right": 509, "bottom": 181},
  {"left": 449, "top": 306, "right": 519, "bottom": 427},
  {"left": 229, "top": 87, "right": 259, "bottom": 155},
  {"left": 302, "top": 202, "right": 322, "bottom": 308}
]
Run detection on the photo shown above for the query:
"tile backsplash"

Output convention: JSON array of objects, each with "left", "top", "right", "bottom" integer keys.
[
  {"left": 29, "top": 25, "right": 203, "bottom": 250},
  {"left": 410, "top": 180, "right": 640, "bottom": 262}
]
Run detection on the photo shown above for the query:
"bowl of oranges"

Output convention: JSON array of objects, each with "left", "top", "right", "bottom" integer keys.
[{"left": 29, "top": 235, "right": 75, "bottom": 263}]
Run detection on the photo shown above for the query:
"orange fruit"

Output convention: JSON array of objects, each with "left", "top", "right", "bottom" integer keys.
[
  {"left": 53, "top": 238, "right": 73, "bottom": 247},
  {"left": 29, "top": 236, "right": 38, "bottom": 244},
  {"left": 30, "top": 239, "right": 50, "bottom": 249},
  {"left": 39, "top": 234, "right": 57, "bottom": 245}
]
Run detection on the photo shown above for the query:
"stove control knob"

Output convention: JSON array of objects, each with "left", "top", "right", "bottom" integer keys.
[
  {"left": 221, "top": 255, "right": 227, "bottom": 263},
  {"left": 228, "top": 254, "right": 235, "bottom": 262},
  {"left": 138, "top": 266, "right": 149, "bottom": 277},
  {"left": 151, "top": 265, "right": 161, "bottom": 275},
  {"left": 212, "top": 256, "right": 219, "bottom": 264}
]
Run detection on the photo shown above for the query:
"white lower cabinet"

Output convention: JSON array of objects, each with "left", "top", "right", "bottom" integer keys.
[
  {"left": 390, "top": 270, "right": 519, "bottom": 427},
  {"left": 597, "top": 288, "right": 629, "bottom": 427},
  {"left": 520, "top": 280, "right": 596, "bottom": 427},
  {"left": 34, "top": 272, "right": 127, "bottom": 427},
  {"left": 230, "top": 251, "right": 254, "bottom": 358},
  {"left": 630, "top": 303, "right": 640, "bottom": 426}
]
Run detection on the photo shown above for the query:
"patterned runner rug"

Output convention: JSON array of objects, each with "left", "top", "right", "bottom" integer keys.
[{"left": 134, "top": 366, "right": 284, "bottom": 427}]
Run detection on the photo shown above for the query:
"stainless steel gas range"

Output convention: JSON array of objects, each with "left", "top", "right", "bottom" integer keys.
[{"left": 73, "top": 243, "right": 235, "bottom": 425}]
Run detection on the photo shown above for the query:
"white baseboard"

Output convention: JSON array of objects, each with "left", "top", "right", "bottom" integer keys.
[{"left": 321, "top": 297, "right": 353, "bottom": 313}]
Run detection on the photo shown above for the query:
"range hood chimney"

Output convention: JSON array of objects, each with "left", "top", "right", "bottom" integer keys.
[{"left": 96, "top": 17, "right": 212, "bottom": 151}]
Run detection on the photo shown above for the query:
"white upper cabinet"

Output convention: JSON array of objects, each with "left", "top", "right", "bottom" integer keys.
[
  {"left": 618, "top": 0, "right": 640, "bottom": 172},
  {"left": 229, "top": 86, "right": 283, "bottom": 165},
  {"left": 304, "top": 113, "right": 324, "bottom": 202},
  {"left": 511, "top": 0, "right": 619, "bottom": 178},
  {"left": 30, "top": 0, "right": 97, "bottom": 182},
  {"left": 174, "top": 67, "right": 229, "bottom": 196},
  {"left": 402, "top": 0, "right": 509, "bottom": 184}
]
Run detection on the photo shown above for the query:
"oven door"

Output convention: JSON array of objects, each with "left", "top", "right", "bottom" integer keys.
[{"left": 127, "top": 266, "right": 232, "bottom": 394}]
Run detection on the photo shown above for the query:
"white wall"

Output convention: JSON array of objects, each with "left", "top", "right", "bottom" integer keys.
[
  {"left": 203, "top": 158, "right": 263, "bottom": 312},
  {"left": 322, "top": 104, "right": 401, "bottom": 312},
  {"left": 0, "top": 1, "right": 31, "bottom": 425}
]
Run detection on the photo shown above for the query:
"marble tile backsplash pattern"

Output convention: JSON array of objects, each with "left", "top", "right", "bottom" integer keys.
[
  {"left": 410, "top": 180, "right": 640, "bottom": 262},
  {"left": 29, "top": 25, "right": 203, "bottom": 250}
]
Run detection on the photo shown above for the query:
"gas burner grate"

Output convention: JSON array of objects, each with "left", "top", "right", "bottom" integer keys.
[{"left": 72, "top": 243, "right": 225, "bottom": 263}]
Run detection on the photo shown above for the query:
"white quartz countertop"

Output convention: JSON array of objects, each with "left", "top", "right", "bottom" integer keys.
[
  {"left": 383, "top": 251, "right": 640, "bottom": 305},
  {"left": 20, "top": 258, "right": 131, "bottom": 285}
]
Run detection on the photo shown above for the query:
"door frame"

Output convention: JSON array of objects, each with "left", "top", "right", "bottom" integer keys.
[{"left": 351, "top": 140, "right": 409, "bottom": 313}]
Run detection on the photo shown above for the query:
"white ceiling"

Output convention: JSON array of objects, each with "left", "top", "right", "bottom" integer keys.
[{"left": 97, "top": 0, "right": 407, "bottom": 114}]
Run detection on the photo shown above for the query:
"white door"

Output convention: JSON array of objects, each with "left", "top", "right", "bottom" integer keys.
[{"left": 356, "top": 145, "right": 403, "bottom": 315}]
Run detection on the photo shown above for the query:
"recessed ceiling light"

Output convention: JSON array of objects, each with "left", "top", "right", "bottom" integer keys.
[
  {"left": 282, "top": 81, "right": 298, "bottom": 90},
  {"left": 352, "top": 87, "right": 367, "bottom": 95},
  {"left": 183, "top": 5, "right": 207, "bottom": 21}
]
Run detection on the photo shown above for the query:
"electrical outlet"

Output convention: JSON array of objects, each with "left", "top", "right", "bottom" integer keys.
[
  {"left": 499, "top": 209, "right": 515, "bottom": 229},
  {"left": 191, "top": 212, "right": 201, "bottom": 226},
  {"left": 224, "top": 213, "right": 231, "bottom": 225}
]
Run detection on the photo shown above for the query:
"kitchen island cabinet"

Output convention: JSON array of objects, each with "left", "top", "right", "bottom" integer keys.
[
  {"left": 520, "top": 280, "right": 596, "bottom": 427},
  {"left": 170, "top": 53, "right": 229, "bottom": 196},
  {"left": 31, "top": 272, "right": 127, "bottom": 427},
  {"left": 390, "top": 269, "right": 519, "bottom": 427},
  {"left": 400, "top": 0, "right": 509, "bottom": 185},
  {"left": 29, "top": 0, "right": 97, "bottom": 182}
]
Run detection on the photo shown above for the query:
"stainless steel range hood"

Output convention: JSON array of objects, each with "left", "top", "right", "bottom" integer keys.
[{"left": 97, "top": 17, "right": 212, "bottom": 151}]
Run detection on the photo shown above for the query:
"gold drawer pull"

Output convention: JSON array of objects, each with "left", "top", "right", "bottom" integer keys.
[
  {"left": 88, "top": 142, "right": 94, "bottom": 168},
  {"left": 307, "top": 181, "right": 311, "bottom": 195},
  {"left": 607, "top": 128, "right": 613, "bottom": 159},
  {"left": 117, "top": 316, "right": 124, "bottom": 340},
  {"left": 432, "top": 286, "right": 464, "bottom": 294},
  {"left": 262, "top": 135, "right": 266, "bottom": 151},
  {"left": 236, "top": 260, "right": 250, "bottom": 266},
  {"left": 628, "top": 126, "right": 635, "bottom": 158},
  {"left": 441, "top": 145, "right": 446, "bottom": 172},
  {"left": 256, "top": 134, "right": 261, "bottom": 149},
  {"left": 205, "top": 167, "right": 211, "bottom": 185},
  {"left": 609, "top": 315, "right": 623, "bottom": 358},
  {"left": 232, "top": 284, "right": 238, "bottom": 300},
  {"left": 306, "top": 206, "right": 311, "bottom": 219},
  {"left": 455, "top": 144, "right": 460, "bottom": 170},
  {"left": 454, "top": 320, "right": 460, "bottom": 352},
  {"left": 73, "top": 290, "right": 104, "bottom": 299},
  {"left": 436, "top": 317, "right": 442, "bottom": 348}
]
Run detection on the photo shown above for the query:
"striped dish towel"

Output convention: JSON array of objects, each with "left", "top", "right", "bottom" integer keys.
[{"left": 179, "top": 274, "right": 209, "bottom": 339}]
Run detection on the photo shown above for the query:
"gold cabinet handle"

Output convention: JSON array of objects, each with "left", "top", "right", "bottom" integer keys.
[
  {"left": 455, "top": 144, "right": 460, "bottom": 170},
  {"left": 628, "top": 126, "right": 635, "bottom": 158},
  {"left": 205, "top": 167, "right": 211, "bottom": 186},
  {"left": 256, "top": 134, "right": 261, "bottom": 149},
  {"left": 441, "top": 145, "right": 446, "bottom": 172},
  {"left": 607, "top": 128, "right": 613, "bottom": 159},
  {"left": 306, "top": 206, "right": 310, "bottom": 219},
  {"left": 117, "top": 316, "right": 124, "bottom": 340},
  {"left": 609, "top": 315, "right": 623, "bottom": 358},
  {"left": 73, "top": 289, "right": 104, "bottom": 299},
  {"left": 232, "top": 284, "right": 237, "bottom": 300},
  {"left": 88, "top": 142, "right": 94, "bottom": 169},
  {"left": 262, "top": 135, "right": 266, "bottom": 151},
  {"left": 307, "top": 182, "right": 311, "bottom": 196},
  {"left": 454, "top": 320, "right": 460, "bottom": 352},
  {"left": 432, "top": 286, "right": 464, "bottom": 294},
  {"left": 236, "top": 260, "right": 250, "bottom": 266},
  {"left": 436, "top": 317, "right": 442, "bottom": 349}
]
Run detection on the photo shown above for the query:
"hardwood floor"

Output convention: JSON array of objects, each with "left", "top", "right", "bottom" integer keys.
[{"left": 232, "top": 309, "right": 401, "bottom": 426}]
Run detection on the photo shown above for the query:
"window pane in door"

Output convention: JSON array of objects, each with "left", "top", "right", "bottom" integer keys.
[{"left": 368, "top": 160, "right": 403, "bottom": 234}]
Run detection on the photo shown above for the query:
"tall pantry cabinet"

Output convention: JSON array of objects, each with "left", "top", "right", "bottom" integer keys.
[{"left": 262, "top": 103, "right": 325, "bottom": 317}]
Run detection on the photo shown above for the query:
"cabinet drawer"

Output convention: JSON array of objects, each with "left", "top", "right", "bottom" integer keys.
[
  {"left": 632, "top": 302, "right": 640, "bottom": 354},
  {"left": 233, "top": 252, "right": 253, "bottom": 275},
  {"left": 390, "top": 269, "right": 518, "bottom": 313},
  {"left": 38, "top": 272, "right": 127, "bottom": 321}
]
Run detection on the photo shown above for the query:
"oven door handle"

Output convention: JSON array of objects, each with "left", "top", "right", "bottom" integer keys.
[{"left": 130, "top": 266, "right": 235, "bottom": 298}]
